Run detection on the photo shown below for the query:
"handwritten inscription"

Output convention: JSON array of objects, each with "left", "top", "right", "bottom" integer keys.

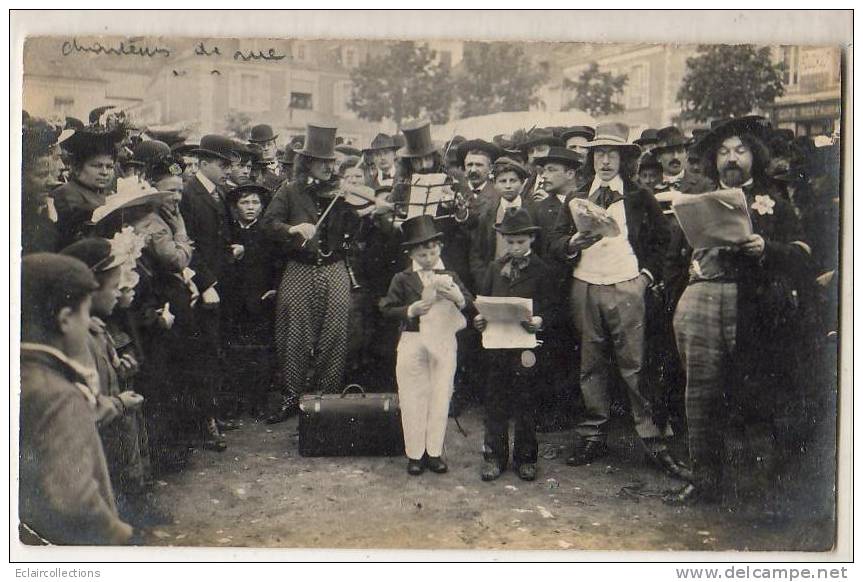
[
  {"left": 62, "top": 38, "right": 171, "bottom": 58},
  {"left": 194, "top": 42, "right": 222, "bottom": 57},
  {"left": 233, "top": 48, "right": 286, "bottom": 62}
]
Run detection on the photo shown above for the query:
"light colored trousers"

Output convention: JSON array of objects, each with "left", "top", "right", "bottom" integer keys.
[{"left": 396, "top": 331, "right": 458, "bottom": 459}]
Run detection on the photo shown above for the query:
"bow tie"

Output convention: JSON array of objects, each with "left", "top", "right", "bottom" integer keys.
[
  {"left": 591, "top": 185, "right": 624, "bottom": 209},
  {"left": 500, "top": 253, "right": 530, "bottom": 281}
]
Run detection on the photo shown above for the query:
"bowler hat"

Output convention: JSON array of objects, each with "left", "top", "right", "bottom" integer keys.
[
  {"left": 295, "top": 124, "right": 337, "bottom": 161},
  {"left": 494, "top": 207, "right": 541, "bottom": 235},
  {"left": 364, "top": 133, "right": 399, "bottom": 152},
  {"left": 456, "top": 139, "right": 503, "bottom": 167},
  {"left": 634, "top": 128, "right": 660, "bottom": 147},
  {"left": 249, "top": 124, "right": 279, "bottom": 144},
  {"left": 193, "top": 135, "right": 242, "bottom": 163},
  {"left": 561, "top": 126, "right": 596, "bottom": 143},
  {"left": 692, "top": 115, "right": 771, "bottom": 157},
  {"left": 226, "top": 178, "right": 270, "bottom": 204},
  {"left": 519, "top": 127, "right": 564, "bottom": 150},
  {"left": 398, "top": 120, "right": 438, "bottom": 159},
  {"left": 584, "top": 122, "right": 641, "bottom": 156},
  {"left": 492, "top": 156, "right": 530, "bottom": 181},
  {"left": 652, "top": 126, "right": 690, "bottom": 153},
  {"left": 400, "top": 214, "right": 443, "bottom": 247},
  {"left": 533, "top": 146, "right": 582, "bottom": 170},
  {"left": 133, "top": 140, "right": 172, "bottom": 165}
]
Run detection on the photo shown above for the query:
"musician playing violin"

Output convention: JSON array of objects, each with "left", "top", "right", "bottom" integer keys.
[{"left": 261, "top": 124, "right": 371, "bottom": 423}]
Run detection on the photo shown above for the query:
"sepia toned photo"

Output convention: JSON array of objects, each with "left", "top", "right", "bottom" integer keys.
[{"left": 11, "top": 10, "right": 849, "bottom": 559}]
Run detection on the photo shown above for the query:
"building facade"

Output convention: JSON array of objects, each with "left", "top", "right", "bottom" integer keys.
[{"left": 770, "top": 46, "right": 842, "bottom": 137}]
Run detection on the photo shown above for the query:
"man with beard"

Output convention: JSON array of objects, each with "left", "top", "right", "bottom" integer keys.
[{"left": 663, "top": 116, "right": 813, "bottom": 506}]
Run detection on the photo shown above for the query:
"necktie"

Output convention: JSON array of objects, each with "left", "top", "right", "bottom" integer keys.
[
  {"left": 500, "top": 253, "right": 530, "bottom": 281},
  {"left": 591, "top": 185, "right": 624, "bottom": 209}
]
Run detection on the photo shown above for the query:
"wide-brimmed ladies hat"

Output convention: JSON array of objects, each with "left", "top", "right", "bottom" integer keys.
[
  {"left": 90, "top": 176, "right": 174, "bottom": 224},
  {"left": 584, "top": 122, "right": 641, "bottom": 156},
  {"left": 397, "top": 120, "right": 438, "bottom": 159},
  {"left": 294, "top": 124, "right": 338, "bottom": 161},
  {"left": 400, "top": 214, "right": 443, "bottom": 247},
  {"left": 61, "top": 125, "right": 126, "bottom": 161},
  {"left": 494, "top": 207, "right": 542, "bottom": 235}
]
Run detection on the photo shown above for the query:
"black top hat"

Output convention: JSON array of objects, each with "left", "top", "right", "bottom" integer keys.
[
  {"left": 226, "top": 178, "right": 270, "bottom": 204},
  {"left": 561, "top": 125, "right": 596, "bottom": 143},
  {"left": 249, "top": 124, "right": 279, "bottom": 144},
  {"left": 519, "top": 127, "right": 564, "bottom": 150},
  {"left": 692, "top": 115, "right": 771, "bottom": 157},
  {"left": 364, "top": 133, "right": 399, "bottom": 152},
  {"left": 653, "top": 126, "right": 690, "bottom": 153},
  {"left": 193, "top": 135, "right": 242, "bottom": 163},
  {"left": 398, "top": 120, "right": 438, "bottom": 159},
  {"left": 400, "top": 214, "right": 443, "bottom": 247},
  {"left": 494, "top": 207, "right": 542, "bottom": 235},
  {"left": 492, "top": 156, "right": 530, "bottom": 181},
  {"left": 634, "top": 128, "right": 660, "bottom": 146},
  {"left": 456, "top": 139, "right": 503, "bottom": 167},
  {"left": 533, "top": 146, "right": 582, "bottom": 170},
  {"left": 295, "top": 124, "right": 337, "bottom": 161}
]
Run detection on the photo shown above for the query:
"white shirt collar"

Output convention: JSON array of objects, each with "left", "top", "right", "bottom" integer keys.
[
  {"left": 412, "top": 258, "right": 446, "bottom": 272},
  {"left": 589, "top": 174, "right": 624, "bottom": 197},
  {"left": 500, "top": 196, "right": 522, "bottom": 210},
  {"left": 195, "top": 171, "right": 217, "bottom": 194},
  {"left": 719, "top": 178, "right": 754, "bottom": 189},
  {"left": 238, "top": 218, "right": 258, "bottom": 229},
  {"left": 469, "top": 180, "right": 488, "bottom": 193}
]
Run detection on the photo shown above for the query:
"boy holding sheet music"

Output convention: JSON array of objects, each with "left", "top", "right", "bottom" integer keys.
[{"left": 473, "top": 208, "right": 557, "bottom": 482}]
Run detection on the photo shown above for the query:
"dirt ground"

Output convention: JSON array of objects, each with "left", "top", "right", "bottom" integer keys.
[{"left": 140, "top": 405, "right": 836, "bottom": 552}]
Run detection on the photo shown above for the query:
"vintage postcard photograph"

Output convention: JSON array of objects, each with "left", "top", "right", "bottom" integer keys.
[{"left": 9, "top": 9, "right": 851, "bottom": 563}]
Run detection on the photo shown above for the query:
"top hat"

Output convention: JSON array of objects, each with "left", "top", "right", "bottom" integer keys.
[
  {"left": 364, "top": 133, "right": 400, "bottom": 153},
  {"left": 193, "top": 135, "right": 242, "bottom": 163},
  {"left": 634, "top": 128, "right": 660, "bottom": 146},
  {"left": 494, "top": 207, "right": 542, "bottom": 235},
  {"left": 398, "top": 120, "right": 438, "bottom": 159},
  {"left": 533, "top": 146, "right": 583, "bottom": 170},
  {"left": 90, "top": 176, "right": 174, "bottom": 224},
  {"left": 400, "top": 214, "right": 443, "bottom": 247},
  {"left": 456, "top": 139, "right": 503, "bottom": 167},
  {"left": 652, "top": 126, "right": 690, "bottom": 153},
  {"left": 561, "top": 125, "right": 596, "bottom": 143},
  {"left": 519, "top": 127, "right": 564, "bottom": 150},
  {"left": 692, "top": 115, "right": 771, "bottom": 157},
  {"left": 294, "top": 124, "right": 337, "bottom": 161},
  {"left": 226, "top": 178, "right": 270, "bottom": 204},
  {"left": 249, "top": 124, "right": 279, "bottom": 144},
  {"left": 584, "top": 122, "right": 641, "bottom": 156},
  {"left": 492, "top": 156, "right": 531, "bottom": 181}
]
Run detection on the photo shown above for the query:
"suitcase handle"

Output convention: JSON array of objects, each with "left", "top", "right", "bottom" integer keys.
[{"left": 341, "top": 384, "right": 366, "bottom": 398}]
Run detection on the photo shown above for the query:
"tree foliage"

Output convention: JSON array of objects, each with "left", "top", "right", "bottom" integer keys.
[
  {"left": 348, "top": 41, "right": 454, "bottom": 126},
  {"left": 563, "top": 62, "right": 627, "bottom": 117},
  {"left": 677, "top": 45, "right": 785, "bottom": 122},
  {"left": 454, "top": 43, "right": 548, "bottom": 118}
]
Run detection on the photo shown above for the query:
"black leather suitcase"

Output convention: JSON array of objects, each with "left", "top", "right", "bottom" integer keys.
[{"left": 298, "top": 385, "right": 404, "bottom": 457}]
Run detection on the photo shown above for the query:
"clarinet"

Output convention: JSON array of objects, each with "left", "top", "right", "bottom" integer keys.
[{"left": 342, "top": 233, "right": 362, "bottom": 291}]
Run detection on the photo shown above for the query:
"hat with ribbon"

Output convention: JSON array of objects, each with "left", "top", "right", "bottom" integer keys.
[
  {"left": 61, "top": 125, "right": 126, "bottom": 162},
  {"left": 494, "top": 207, "right": 542, "bottom": 235},
  {"left": 193, "top": 134, "right": 242, "bottom": 163},
  {"left": 400, "top": 214, "right": 444, "bottom": 247},
  {"left": 533, "top": 146, "right": 583, "bottom": 170},
  {"left": 397, "top": 120, "right": 438, "bottom": 159},
  {"left": 249, "top": 124, "right": 279, "bottom": 144},
  {"left": 294, "top": 124, "right": 337, "bottom": 160},
  {"left": 90, "top": 176, "right": 175, "bottom": 224},
  {"left": 584, "top": 122, "right": 641, "bottom": 156}
]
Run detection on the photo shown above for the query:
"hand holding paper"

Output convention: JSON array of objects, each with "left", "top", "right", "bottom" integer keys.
[
  {"left": 671, "top": 188, "right": 753, "bottom": 250},
  {"left": 569, "top": 198, "right": 621, "bottom": 238},
  {"left": 475, "top": 296, "right": 537, "bottom": 349}
]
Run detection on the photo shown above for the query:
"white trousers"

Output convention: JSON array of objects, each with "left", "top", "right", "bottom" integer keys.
[{"left": 396, "top": 331, "right": 458, "bottom": 459}]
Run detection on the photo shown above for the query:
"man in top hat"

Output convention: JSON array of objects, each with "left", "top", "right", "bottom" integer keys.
[
  {"left": 652, "top": 126, "right": 715, "bottom": 199},
  {"left": 634, "top": 128, "right": 660, "bottom": 153},
  {"left": 551, "top": 122, "right": 688, "bottom": 478},
  {"left": 663, "top": 115, "right": 813, "bottom": 505},
  {"left": 364, "top": 133, "right": 400, "bottom": 189},
  {"left": 20, "top": 253, "right": 134, "bottom": 545}
]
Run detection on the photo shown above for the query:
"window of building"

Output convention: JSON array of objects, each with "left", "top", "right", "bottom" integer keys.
[
  {"left": 781, "top": 46, "right": 800, "bottom": 86},
  {"left": 290, "top": 92, "right": 313, "bottom": 110},
  {"left": 53, "top": 96, "right": 74, "bottom": 116},
  {"left": 626, "top": 63, "right": 649, "bottom": 109},
  {"left": 333, "top": 80, "right": 353, "bottom": 116},
  {"left": 229, "top": 71, "right": 270, "bottom": 112},
  {"left": 344, "top": 47, "right": 356, "bottom": 67},
  {"left": 295, "top": 43, "right": 307, "bottom": 62}
]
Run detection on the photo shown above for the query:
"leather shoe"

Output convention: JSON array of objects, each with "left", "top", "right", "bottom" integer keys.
[
  {"left": 566, "top": 439, "right": 608, "bottom": 466},
  {"left": 651, "top": 450, "right": 695, "bottom": 482},
  {"left": 426, "top": 456, "right": 448, "bottom": 474},
  {"left": 663, "top": 483, "right": 720, "bottom": 506},
  {"left": 266, "top": 393, "right": 299, "bottom": 424},
  {"left": 407, "top": 458, "right": 425, "bottom": 476},
  {"left": 516, "top": 463, "right": 537, "bottom": 481},
  {"left": 481, "top": 461, "right": 503, "bottom": 481}
]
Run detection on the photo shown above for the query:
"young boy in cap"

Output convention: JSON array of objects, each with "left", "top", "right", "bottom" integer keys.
[
  {"left": 20, "top": 253, "right": 135, "bottom": 545},
  {"left": 380, "top": 215, "right": 475, "bottom": 476},
  {"left": 473, "top": 208, "right": 557, "bottom": 481}
]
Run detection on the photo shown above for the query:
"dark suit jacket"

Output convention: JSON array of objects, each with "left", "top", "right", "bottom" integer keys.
[
  {"left": 380, "top": 267, "right": 476, "bottom": 333},
  {"left": 468, "top": 195, "right": 535, "bottom": 286},
  {"left": 550, "top": 178, "right": 670, "bottom": 283},
  {"left": 180, "top": 175, "right": 232, "bottom": 291},
  {"left": 478, "top": 253, "right": 559, "bottom": 330}
]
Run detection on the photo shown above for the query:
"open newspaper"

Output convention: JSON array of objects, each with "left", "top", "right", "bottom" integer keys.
[
  {"left": 475, "top": 296, "right": 537, "bottom": 350},
  {"left": 671, "top": 188, "right": 753, "bottom": 249},
  {"left": 568, "top": 198, "right": 621, "bottom": 238}
]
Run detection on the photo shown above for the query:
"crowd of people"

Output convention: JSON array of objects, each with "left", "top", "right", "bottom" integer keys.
[{"left": 19, "top": 104, "right": 840, "bottom": 545}]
